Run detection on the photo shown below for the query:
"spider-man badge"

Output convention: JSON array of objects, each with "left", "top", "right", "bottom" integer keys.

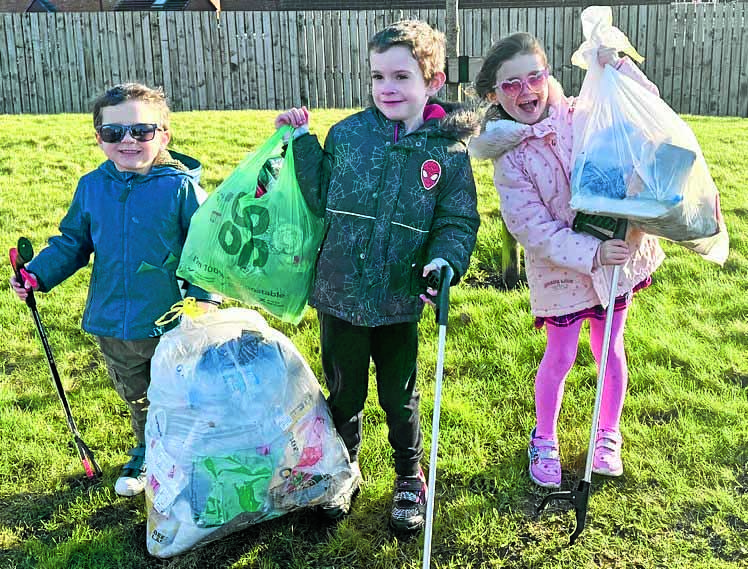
[{"left": 421, "top": 159, "right": 442, "bottom": 190}]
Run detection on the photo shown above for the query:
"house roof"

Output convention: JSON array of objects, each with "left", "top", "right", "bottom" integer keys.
[
  {"left": 113, "top": 0, "right": 218, "bottom": 9},
  {"left": 27, "top": 0, "right": 57, "bottom": 10},
  {"left": 114, "top": 0, "right": 189, "bottom": 9}
]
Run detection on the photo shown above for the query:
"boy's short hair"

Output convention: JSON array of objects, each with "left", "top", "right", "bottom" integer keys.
[
  {"left": 368, "top": 20, "right": 445, "bottom": 83},
  {"left": 92, "top": 83, "right": 171, "bottom": 130}
]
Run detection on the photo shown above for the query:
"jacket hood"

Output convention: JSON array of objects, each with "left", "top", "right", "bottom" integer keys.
[
  {"left": 468, "top": 119, "right": 533, "bottom": 160},
  {"left": 99, "top": 149, "right": 202, "bottom": 183},
  {"left": 468, "top": 76, "right": 567, "bottom": 160},
  {"left": 367, "top": 99, "right": 480, "bottom": 143},
  {"left": 434, "top": 104, "right": 481, "bottom": 142}
]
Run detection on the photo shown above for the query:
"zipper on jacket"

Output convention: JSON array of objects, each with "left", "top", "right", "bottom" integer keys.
[
  {"left": 118, "top": 177, "right": 133, "bottom": 202},
  {"left": 122, "top": 179, "right": 133, "bottom": 338}
]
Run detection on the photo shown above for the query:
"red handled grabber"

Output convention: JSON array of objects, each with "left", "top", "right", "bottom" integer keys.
[
  {"left": 537, "top": 213, "right": 627, "bottom": 545},
  {"left": 422, "top": 264, "right": 454, "bottom": 569},
  {"left": 9, "top": 237, "right": 102, "bottom": 480}
]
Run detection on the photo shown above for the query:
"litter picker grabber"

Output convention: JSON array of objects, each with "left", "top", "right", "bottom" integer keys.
[
  {"left": 422, "top": 264, "right": 454, "bottom": 569},
  {"left": 9, "top": 237, "right": 102, "bottom": 480},
  {"left": 537, "top": 213, "right": 627, "bottom": 545}
]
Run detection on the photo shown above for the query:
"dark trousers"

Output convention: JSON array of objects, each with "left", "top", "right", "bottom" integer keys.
[
  {"left": 319, "top": 313, "right": 422, "bottom": 477},
  {"left": 96, "top": 336, "right": 160, "bottom": 445}
]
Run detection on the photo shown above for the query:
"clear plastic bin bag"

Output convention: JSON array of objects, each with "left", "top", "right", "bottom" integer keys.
[
  {"left": 144, "top": 307, "right": 355, "bottom": 558},
  {"left": 569, "top": 6, "right": 729, "bottom": 264}
]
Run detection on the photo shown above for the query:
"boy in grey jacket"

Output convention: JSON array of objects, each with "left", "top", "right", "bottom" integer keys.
[
  {"left": 275, "top": 20, "right": 479, "bottom": 532},
  {"left": 10, "top": 83, "right": 220, "bottom": 497}
]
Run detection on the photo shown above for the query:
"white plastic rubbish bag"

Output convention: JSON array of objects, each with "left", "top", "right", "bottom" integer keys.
[
  {"left": 569, "top": 6, "right": 729, "bottom": 264},
  {"left": 144, "top": 307, "right": 355, "bottom": 558}
]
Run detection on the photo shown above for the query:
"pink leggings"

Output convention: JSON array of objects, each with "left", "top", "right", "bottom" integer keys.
[{"left": 534, "top": 307, "right": 629, "bottom": 440}]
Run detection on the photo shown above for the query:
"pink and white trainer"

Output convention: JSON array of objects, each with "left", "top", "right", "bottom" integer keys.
[
  {"left": 528, "top": 428, "right": 561, "bottom": 488},
  {"left": 592, "top": 429, "right": 623, "bottom": 477}
]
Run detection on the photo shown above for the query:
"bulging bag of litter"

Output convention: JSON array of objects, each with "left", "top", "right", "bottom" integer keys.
[
  {"left": 569, "top": 6, "right": 728, "bottom": 264},
  {"left": 144, "top": 307, "right": 356, "bottom": 558},
  {"left": 177, "top": 126, "right": 325, "bottom": 324}
]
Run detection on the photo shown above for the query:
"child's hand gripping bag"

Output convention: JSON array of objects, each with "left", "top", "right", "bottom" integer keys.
[
  {"left": 177, "top": 126, "right": 325, "bottom": 323},
  {"left": 143, "top": 306, "right": 357, "bottom": 558},
  {"left": 569, "top": 6, "right": 729, "bottom": 264}
]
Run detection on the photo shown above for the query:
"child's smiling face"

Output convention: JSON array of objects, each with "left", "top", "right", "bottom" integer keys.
[
  {"left": 370, "top": 45, "right": 443, "bottom": 134},
  {"left": 96, "top": 100, "right": 170, "bottom": 175},
  {"left": 489, "top": 52, "right": 549, "bottom": 125}
]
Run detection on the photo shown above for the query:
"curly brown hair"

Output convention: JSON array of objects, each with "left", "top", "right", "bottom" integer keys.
[
  {"left": 92, "top": 83, "right": 171, "bottom": 130},
  {"left": 368, "top": 20, "right": 445, "bottom": 83}
]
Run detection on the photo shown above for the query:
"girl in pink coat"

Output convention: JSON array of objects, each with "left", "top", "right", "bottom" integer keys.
[{"left": 469, "top": 32, "right": 664, "bottom": 488}]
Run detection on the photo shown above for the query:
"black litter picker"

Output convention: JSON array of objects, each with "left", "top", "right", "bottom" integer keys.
[
  {"left": 537, "top": 213, "right": 627, "bottom": 545},
  {"left": 9, "top": 237, "right": 102, "bottom": 480}
]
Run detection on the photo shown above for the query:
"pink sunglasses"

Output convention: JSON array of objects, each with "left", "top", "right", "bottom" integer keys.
[{"left": 494, "top": 68, "right": 549, "bottom": 99}]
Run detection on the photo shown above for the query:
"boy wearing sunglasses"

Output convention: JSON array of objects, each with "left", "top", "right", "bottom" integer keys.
[
  {"left": 274, "top": 20, "right": 480, "bottom": 532},
  {"left": 9, "top": 83, "right": 220, "bottom": 497},
  {"left": 469, "top": 33, "right": 664, "bottom": 488}
]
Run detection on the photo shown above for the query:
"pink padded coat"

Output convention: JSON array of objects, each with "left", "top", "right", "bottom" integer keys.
[{"left": 469, "top": 61, "right": 665, "bottom": 317}]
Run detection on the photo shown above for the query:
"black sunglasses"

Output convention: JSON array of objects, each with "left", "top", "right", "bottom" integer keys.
[{"left": 97, "top": 123, "right": 163, "bottom": 143}]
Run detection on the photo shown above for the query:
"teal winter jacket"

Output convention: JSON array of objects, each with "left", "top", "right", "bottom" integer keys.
[{"left": 27, "top": 150, "right": 221, "bottom": 340}]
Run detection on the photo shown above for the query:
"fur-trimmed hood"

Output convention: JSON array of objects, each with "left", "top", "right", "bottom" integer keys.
[
  {"left": 427, "top": 99, "right": 481, "bottom": 142},
  {"left": 468, "top": 119, "right": 534, "bottom": 160},
  {"left": 364, "top": 97, "right": 480, "bottom": 143}
]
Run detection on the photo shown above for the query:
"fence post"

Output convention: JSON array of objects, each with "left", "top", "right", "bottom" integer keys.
[{"left": 445, "top": 0, "right": 459, "bottom": 100}]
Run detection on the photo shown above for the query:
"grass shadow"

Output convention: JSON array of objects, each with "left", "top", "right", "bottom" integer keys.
[{"left": 0, "top": 475, "right": 349, "bottom": 569}]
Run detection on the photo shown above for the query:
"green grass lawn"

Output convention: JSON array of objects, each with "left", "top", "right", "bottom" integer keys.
[{"left": 0, "top": 110, "right": 746, "bottom": 569}]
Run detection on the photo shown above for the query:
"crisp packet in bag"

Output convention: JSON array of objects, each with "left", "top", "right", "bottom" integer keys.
[
  {"left": 144, "top": 307, "right": 356, "bottom": 558},
  {"left": 569, "top": 6, "right": 728, "bottom": 264}
]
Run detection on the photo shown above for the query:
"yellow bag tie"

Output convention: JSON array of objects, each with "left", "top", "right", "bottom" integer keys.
[{"left": 154, "top": 297, "right": 202, "bottom": 327}]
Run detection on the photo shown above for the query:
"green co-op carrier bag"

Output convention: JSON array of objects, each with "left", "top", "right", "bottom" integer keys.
[{"left": 178, "top": 126, "right": 324, "bottom": 324}]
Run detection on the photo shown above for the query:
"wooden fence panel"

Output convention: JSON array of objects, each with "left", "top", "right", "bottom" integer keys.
[
  {"left": 347, "top": 10, "right": 360, "bottom": 108},
  {"left": 322, "top": 11, "right": 334, "bottom": 108},
  {"left": 212, "top": 12, "right": 228, "bottom": 110},
  {"left": 53, "top": 14, "right": 67, "bottom": 113},
  {"left": 224, "top": 11, "right": 239, "bottom": 110},
  {"left": 714, "top": 2, "right": 729, "bottom": 116},
  {"left": 3, "top": 15, "right": 19, "bottom": 113},
  {"left": 1, "top": 5, "right": 747, "bottom": 116},
  {"left": 641, "top": 4, "right": 655, "bottom": 85},
  {"left": 303, "top": 10, "right": 317, "bottom": 109},
  {"left": 141, "top": 12, "right": 154, "bottom": 89},
  {"left": 28, "top": 14, "right": 43, "bottom": 113},
  {"left": 692, "top": 4, "right": 706, "bottom": 115},
  {"left": 18, "top": 14, "right": 34, "bottom": 113},
  {"left": 726, "top": 2, "right": 740, "bottom": 117},
  {"left": 122, "top": 13, "right": 137, "bottom": 85},
  {"left": 41, "top": 14, "right": 55, "bottom": 113},
  {"left": 701, "top": 3, "right": 715, "bottom": 116},
  {"left": 676, "top": 3, "right": 692, "bottom": 114},
  {"left": 359, "top": 10, "right": 370, "bottom": 107},
  {"left": 0, "top": 18, "right": 8, "bottom": 111},
  {"left": 296, "top": 12, "right": 309, "bottom": 108},
  {"left": 735, "top": 2, "right": 748, "bottom": 118},
  {"left": 243, "top": 12, "right": 258, "bottom": 110}
]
